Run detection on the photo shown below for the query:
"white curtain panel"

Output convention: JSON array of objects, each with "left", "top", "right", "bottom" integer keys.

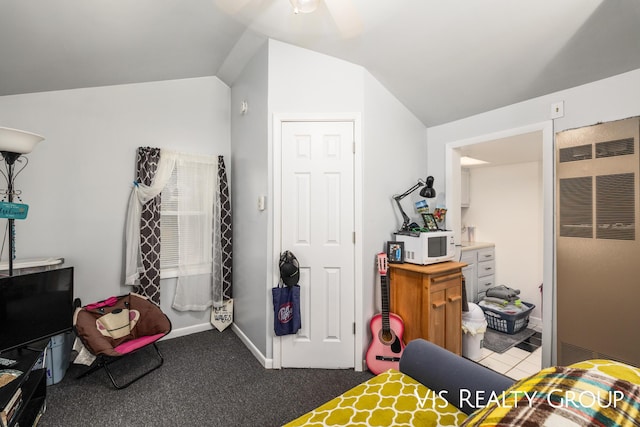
[
  {"left": 171, "top": 153, "right": 217, "bottom": 311},
  {"left": 124, "top": 150, "right": 177, "bottom": 286}
]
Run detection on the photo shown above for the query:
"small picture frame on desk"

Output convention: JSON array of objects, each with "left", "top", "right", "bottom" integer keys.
[
  {"left": 386, "top": 241, "right": 404, "bottom": 263},
  {"left": 422, "top": 213, "right": 439, "bottom": 231}
]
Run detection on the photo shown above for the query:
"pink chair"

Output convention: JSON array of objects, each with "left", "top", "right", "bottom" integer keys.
[{"left": 73, "top": 293, "right": 172, "bottom": 389}]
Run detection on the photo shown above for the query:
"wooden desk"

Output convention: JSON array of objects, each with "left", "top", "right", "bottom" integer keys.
[{"left": 389, "top": 261, "right": 466, "bottom": 355}]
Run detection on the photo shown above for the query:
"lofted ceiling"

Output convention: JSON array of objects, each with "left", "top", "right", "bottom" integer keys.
[
  {"left": 1, "top": 0, "right": 639, "bottom": 127},
  {"left": 459, "top": 131, "right": 543, "bottom": 168}
]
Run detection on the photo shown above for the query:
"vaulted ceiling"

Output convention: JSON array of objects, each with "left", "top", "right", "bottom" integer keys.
[{"left": 1, "top": 0, "right": 639, "bottom": 127}]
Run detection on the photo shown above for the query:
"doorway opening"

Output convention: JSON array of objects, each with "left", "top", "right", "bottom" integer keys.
[
  {"left": 445, "top": 121, "right": 554, "bottom": 370},
  {"left": 270, "top": 113, "right": 364, "bottom": 371}
]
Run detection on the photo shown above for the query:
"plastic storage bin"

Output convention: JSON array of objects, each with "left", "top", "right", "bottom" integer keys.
[
  {"left": 45, "top": 332, "right": 73, "bottom": 385},
  {"left": 481, "top": 302, "right": 535, "bottom": 334},
  {"left": 462, "top": 303, "right": 487, "bottom": 361}
]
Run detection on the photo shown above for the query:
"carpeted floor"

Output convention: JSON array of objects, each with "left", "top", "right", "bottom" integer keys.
[{"left": 39, "top": 329, "right": 373, "bottom": 427}]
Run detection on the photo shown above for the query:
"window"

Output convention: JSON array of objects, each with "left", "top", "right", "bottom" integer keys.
[
  {"left": 159, "top": 155, "right": 216, "bottom": 278},
  {"left": 160, "top": 167, "right": 180, "bottom": 272}
]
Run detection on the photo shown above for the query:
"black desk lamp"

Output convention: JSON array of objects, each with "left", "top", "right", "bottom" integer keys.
[{"left": 393, "top": 176, "right": 436, "bottom": 233}]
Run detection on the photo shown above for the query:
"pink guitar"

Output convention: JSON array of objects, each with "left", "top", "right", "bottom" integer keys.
[{"left": 365, "top": 252, "right": 405, "bottom": 374}]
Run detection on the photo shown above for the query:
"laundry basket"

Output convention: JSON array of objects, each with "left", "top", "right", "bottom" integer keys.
[{"left": 481, "top": 302, "right": 535, "bottom": 334}]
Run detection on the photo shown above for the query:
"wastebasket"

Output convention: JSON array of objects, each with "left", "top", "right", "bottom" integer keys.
[
  {"left": 462, "top": 302, "right": 487, "bottom": 361},
  {"left": 46, "top": 332, "right": 74, "bottom": 385}
]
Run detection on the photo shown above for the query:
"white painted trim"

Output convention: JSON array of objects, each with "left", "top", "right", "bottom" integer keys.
[
  {"left": 271, "top": 112, "right": 363, "bottom": 371},
  {"left": 164, "top": 322, "right": 213, "bottom": 340},
  {"left": 445, "top": 120, "right": 555, "bottom": 368},
  {"left": 528, "top": 316, "right": 542, "bottom": 330},
  {"left": 270, "top": 113, "right": 282, "bottom": 369},
  {"left": 541, "top": 121, "right": 555, "bottom": 368},
  {"left": 353, "top": 115, "right": 364, "bottom": 372},
  {"left": 232, "top": 323, "right": 273, "bottom": 368}
]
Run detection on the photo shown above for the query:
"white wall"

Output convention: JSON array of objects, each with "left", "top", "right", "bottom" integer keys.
[
  {"left": 230, "top": 41, "right": 270, "bottom": 357},
  {"left": 227, "top": 39, "right": 427, "bottom": 365},
  {"left": 462, "top": 162, "right": 543, "bottom": 320},
  {"left": 267, "top": 40, "right": 427, "bottom": 366},
  {"left": 427, "top": 68, "right": 640, "bottom": 365},
  {"left": 428, "top": 69, "right": 640, "bottom": 183},
  {"left": 267, "top": 40, "right": 366, "bottom": 364},
  {"left": 0, "top": 77, "right": 231, "bottom": 333},
  {"left": 362, "top": 71, "right": 428, "bottom": 342},
  {"left": 268, "top": 40, "right": 365, "bottom": 114}
]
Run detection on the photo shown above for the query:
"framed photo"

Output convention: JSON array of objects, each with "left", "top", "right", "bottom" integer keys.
[
  {"left": 386, "top": 241, "right": 404, "bottom": 264},
  {"left": 422, "top": 213, "right": 439, "bottom": 231}
]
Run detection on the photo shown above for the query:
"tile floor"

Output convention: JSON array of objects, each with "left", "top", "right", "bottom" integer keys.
[
  {"left": 477, "top": 345, "right": 542, "bottom": 380},
  {"left": 476, "top": 325, "right": 543, "bottom": 381}
]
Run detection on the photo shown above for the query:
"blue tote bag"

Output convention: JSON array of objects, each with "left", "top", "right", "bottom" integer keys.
[{"left": 272, "top": 283, "right": 301, "bottom": 336}]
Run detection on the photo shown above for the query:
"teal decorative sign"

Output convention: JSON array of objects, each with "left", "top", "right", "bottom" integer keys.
[{"left": 0, "top": 202, "right": 29, "bottom": 219}]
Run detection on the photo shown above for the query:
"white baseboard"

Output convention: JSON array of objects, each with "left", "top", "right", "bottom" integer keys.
[
  {"left": 231, "top": 324, "right": 273, "bottom": 369},
  {"left": 528, "top": 315, "right": 542, "bottom": 331},
  {"left": 164, "top": 322, "right": 213, "bottom": 340}
]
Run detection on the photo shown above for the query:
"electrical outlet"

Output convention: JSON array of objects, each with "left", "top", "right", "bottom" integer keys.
[{"left": 551, "top": 101, "right": 564, "bottom": 119}]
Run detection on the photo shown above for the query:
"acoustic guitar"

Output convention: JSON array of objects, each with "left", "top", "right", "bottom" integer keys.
[{"left": 365, "top": 252, "right": 405, "bottom": 374}]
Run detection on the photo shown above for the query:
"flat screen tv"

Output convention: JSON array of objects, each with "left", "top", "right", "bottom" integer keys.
[{"left": 0, "top": 267, "right": 74, "bottom": 354}]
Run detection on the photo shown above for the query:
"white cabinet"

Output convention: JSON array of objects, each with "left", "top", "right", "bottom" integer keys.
[
  {"left": 460, "top": 251, "right": 477, "bottom": 303},
  {"left": 460, "top": 244, "right": 495, "bottom": 302},
  {"left": 461, "top": 168, "right": 470, "bottom": 207},
  {"left": 476, "top": 247, "right": 496, "bottom": 301}
]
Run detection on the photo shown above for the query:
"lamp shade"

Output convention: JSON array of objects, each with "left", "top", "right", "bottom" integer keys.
[
  {"left": 0, "top": 126, "right": 44, "bottom": 154},
  {"left": 290, "top": 0, "right": 320, "bottom": 14},
  {"left": 419, "top": 176, "right": 436, "bottom": 198}
]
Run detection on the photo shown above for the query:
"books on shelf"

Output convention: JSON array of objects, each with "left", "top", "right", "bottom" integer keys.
[{"left": 1, "top": 387, "right": 22, "bottom": 427}]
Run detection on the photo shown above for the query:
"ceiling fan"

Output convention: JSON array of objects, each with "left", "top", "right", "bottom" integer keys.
[{"left": 214, "top": 0, "right": 363, "bottom": 39}]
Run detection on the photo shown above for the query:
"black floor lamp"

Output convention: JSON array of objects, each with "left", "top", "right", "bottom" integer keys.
[{"left": 0, "top": 127, "right": 44, "bottom": 276}]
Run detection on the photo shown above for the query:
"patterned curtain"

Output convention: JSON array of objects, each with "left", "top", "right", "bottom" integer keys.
[
  {"left": 135, "top": 147, "right": 162, "bottom": 304},
  {"left": 215, "top": 155, "right": 233, "bottom": 304}
]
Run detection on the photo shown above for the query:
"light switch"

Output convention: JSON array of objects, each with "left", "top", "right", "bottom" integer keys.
[{"left": 258, "top": 195, "right": 265, "bottom": 211}]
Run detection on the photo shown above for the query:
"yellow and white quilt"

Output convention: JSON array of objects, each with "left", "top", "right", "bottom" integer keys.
[
  {"left": 285, "top": 360, "right": 640, "bottom": 427},
  {"left": 284, "top": 369, "right": 467, "bottom": 427}
]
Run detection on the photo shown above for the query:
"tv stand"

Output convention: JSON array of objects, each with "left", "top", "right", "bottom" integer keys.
[
  {"left": 0, "top": 341, "right": 48, "bottom": 427},
  {"left": 0, "top": 357, "right": 18, "bottom": 368}
]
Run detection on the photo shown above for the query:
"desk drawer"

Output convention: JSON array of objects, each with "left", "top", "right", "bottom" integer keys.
[
  {"left": 477, "top": 260, "right": 495, "bottom": 277},
  {"left": 478, "top": 275, "right": 495, "bottom": 291},
  {"left": 477, "top": 248, "right": 495, "bottom": 262},
  {"left": 477, "top": 276, "right": 496, "bottom": 301}
]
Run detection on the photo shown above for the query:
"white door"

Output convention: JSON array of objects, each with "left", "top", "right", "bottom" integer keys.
[{"left": 280, "top": 121, "right": 355, "bottom": 368}]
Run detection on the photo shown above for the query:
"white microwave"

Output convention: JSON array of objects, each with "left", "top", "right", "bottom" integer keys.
[{"left": 394, "top": 230, "right": 456, "bottom": 265}]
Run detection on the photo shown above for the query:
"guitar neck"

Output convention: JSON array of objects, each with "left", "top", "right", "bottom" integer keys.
[{"left": 380, "top": 274, "right": 391, "bottom": 333}]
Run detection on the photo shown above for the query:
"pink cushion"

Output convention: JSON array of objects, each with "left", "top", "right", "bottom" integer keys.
[
  {"left": 113, "top": 333, "right": 166, "bottom": 355},
  {"left": 85, "top": 296, "right": 119, "bottom": 311}
]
